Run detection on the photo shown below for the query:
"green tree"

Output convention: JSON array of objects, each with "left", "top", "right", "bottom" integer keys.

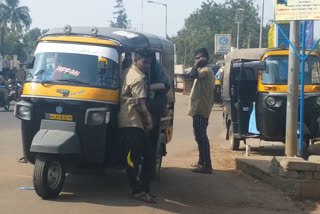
[
  {"left": 110, "top": 0, "right": 129, "bottom": 29},
  {"left": 0, "top": 0, "right": 32, "bottom": 55},
  {"left": 23, "top": 28, "right": 48, "bottom": 57},
  {"left": 172, "top": 0, "right": 269, "bottom": 66}
]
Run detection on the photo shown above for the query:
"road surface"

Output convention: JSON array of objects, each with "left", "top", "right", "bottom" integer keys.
[{"left": 0, "top": 94, "right": 319, "bottom": 214}]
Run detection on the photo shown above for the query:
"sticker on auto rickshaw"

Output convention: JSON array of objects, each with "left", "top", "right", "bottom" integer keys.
[{"left": 45, "top": 113, "right": 73, "bottom": 121}]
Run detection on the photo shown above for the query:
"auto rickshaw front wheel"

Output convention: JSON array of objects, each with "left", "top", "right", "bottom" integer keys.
[
  {"left": 33, "top": 155, "right": 65, "bottom": 199},
  {"left": 229, "top": 125, "right": 240, "bottom": 150}
]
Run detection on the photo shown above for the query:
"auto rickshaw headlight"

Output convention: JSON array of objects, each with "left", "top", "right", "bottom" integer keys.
[
  {"left": 17, "top": 105, "right": 31, "bottom": 120},
  {"left": 85, "top": 108, "right": 109, "bottom": 125},
  {"left": 316, "top": 97, "right": 320, "bottom": 106},
  {"left": 266, "top": 97, "right": 276, "bottom": 107}
]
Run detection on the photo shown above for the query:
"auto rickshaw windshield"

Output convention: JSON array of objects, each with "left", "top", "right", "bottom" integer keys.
[
  {"left": 262, "top": 55, "right": 320, "bottom": 85},
  {"left": 27, "top": 42, "right": 120, "bottom": 89}
]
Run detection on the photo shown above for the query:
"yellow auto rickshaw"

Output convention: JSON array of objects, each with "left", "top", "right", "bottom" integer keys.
[
  {"left": 214, "top": 66, "right": 224, "bottom": 103},
  {"left": 223, "top": 48, "right": 320, "bottom": 157},
  {"left": 15, "top": 26, "right": 175, "bottom": 199}
]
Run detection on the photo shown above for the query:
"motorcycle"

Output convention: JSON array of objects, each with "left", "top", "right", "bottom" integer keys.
[
  {"left": 7, "top": 79, "right": 23, "bottom": 102},
  {"left": 0, "top": 85, "right": 10, "bottom": 111}
]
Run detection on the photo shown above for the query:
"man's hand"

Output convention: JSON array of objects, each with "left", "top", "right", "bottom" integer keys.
[
  {"left": 145, "top": 115, "right": 153, "bottom": 130},
  {"left": 194, "top": 57, "right": 205, "bottom": 68},
  {"left": 135, "top": 98, "right": 153, "bottom": 130}
]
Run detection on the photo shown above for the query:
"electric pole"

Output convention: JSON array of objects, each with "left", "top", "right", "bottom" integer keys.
[{"left": 285, "top": 21, "right": 300, "bottom": 157}]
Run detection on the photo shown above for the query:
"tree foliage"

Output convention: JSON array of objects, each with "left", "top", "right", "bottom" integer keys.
[
  {"left": 110, "top": 0, "right": 129, "bottom": 29},
  {"left": 0, "top": 0, "right": 32, "bottom": 55},
  {"left": 0, "top": 27, "right": 47, "bottom": 61},
  {"left": 172, "top": 0, "right": 270, "bottom": 66},
  {"left": 0, "top": 0, "right": 32, "bottom": 32},
  {"left": 0, "top": 0, "right": 49, "bottom": 62}
]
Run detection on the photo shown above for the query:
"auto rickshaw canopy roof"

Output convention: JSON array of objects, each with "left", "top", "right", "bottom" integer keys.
[
  {"left": 40, "top": 27, "right": 174, "bottom": 55},
  {"left": 222, "top": 48, "right": 282, "bottom": 98}
]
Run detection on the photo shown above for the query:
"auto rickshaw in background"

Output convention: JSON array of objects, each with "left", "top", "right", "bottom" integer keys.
[
  {"left": 222, "top": 48, "right": 320, "bottom": 158},
  {"left": 15, "top": 26, "right": 175, "bottom": 199},
  {"left": 214, "top": 66, "right": 224, "bottom": 104},
  {"left": 211, "top": 64, "right": 221, "bottom": 75}
]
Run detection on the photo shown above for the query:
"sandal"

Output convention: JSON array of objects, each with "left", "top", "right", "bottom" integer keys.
[
  {"left": 18, "top": 157, "right": 28, "bottom": 163},
  {"left": 190, "top": 162, "right": 204, "bottom": 168},
  {"left": 133, "top": 192, "right": 157, "bottom": 204}
]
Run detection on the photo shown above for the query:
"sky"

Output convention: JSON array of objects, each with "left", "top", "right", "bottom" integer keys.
[{"left": 19, "top": 0, "right": 274, "bottom": 38}]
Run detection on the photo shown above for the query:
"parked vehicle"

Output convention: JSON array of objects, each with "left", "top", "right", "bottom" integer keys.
[
  {"left": 8, "top": 79, "right": 23, "bottom": 102},
  {"left": 214, "top": 66, "right": 224, "bottom": 104},
  {"left": 0, "top": 84, "right": 10, "bottom": 111},
  {"left": 15, "top": 26, "right": 175, "bottom": 199},
  {"left": 222, "top": 48, "right": 320, "bottom": 158}
]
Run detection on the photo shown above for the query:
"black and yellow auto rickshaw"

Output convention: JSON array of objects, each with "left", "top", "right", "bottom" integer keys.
[
  {"left": 214, "top": 66, "right": 224, "bottom": 103},
  {"left": 223, "top": 48, "right": 320, "bottom": 153},
  {"left": 15, "top": 26, "right": 175, "bottom": 199}
]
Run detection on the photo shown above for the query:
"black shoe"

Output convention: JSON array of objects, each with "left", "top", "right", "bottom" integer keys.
[
  {"left": 147, "top": 193, "right": 157, "bottom": 199},
  {"left": 192, "top": 166, "right": 213, "bottom": 174},
  {"left": 132, "top": 192, "right": 157, "bottom": 204}
]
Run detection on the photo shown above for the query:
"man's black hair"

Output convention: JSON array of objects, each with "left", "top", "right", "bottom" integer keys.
[
  {"left": 135, "top": 48, "right": 153, "bottom": 61},
  {"left": 195, "top": 48, "right": 209, "bottom": 59}
]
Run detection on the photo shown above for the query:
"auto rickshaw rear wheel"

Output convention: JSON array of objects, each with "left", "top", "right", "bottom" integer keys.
[
  {"left": 229, "top": 125, "right": 240, "bottom": 150},
  {"left": 299, "top": 138, "right": 310, "bottom": 160},
  {"left": 33, "top": 154, "right": 65, "bottom": 199}
]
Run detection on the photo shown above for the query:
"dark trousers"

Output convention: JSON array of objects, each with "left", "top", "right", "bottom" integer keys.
[
  {"left": 192, "top": 115, "right": 212, "bottom": 168},
  {"left": 121, "top": 127, "right": 153, "bottom": 194}
]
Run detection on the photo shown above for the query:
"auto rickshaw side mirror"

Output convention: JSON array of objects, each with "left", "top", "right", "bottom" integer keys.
[
  {"left": 26, "top": 56, "right": 35, "bottom": 69},
  {"left": 259, "top": 61, "right": 266, "bottom": 72},
  {"left": 98, "top": 61, "right": 107, "bottom": 73}
]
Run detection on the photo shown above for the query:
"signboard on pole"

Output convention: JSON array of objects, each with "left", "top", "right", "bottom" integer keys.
[
  {"left": 275, "top": 0, "right": 320, "bottom": 21},
  {"left": 215, "top": 34, "right": 231, "bottom": 54}
]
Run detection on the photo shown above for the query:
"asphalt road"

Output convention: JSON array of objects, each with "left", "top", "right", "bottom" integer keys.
[{"left": 0, "top": 95, "right": 319, "bottom": 214}]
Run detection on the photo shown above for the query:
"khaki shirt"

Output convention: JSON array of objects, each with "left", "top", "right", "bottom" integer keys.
[
  {"left": 118, "top": 65, "right": 147, "bottom": 129},
  {"left": 188, "top": 66, "right": 215, "bottom": 118}
]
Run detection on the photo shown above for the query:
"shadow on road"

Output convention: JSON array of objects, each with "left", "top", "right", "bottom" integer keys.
[
  {"left": 238, "top": 145, "right": 286, "bottom": 157},
  {"left": 50, "top": 166, "right": 309, "bottom": 214}
]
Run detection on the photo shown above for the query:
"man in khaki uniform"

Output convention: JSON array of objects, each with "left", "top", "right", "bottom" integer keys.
[
  {"left": 118, "top": 48, "right": 156, "bottom": 203},
  {"left": 185, "top": 48, "right": 215, "bottom": 174}
]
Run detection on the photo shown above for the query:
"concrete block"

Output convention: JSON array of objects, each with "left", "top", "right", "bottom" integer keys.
[
  {"left": 271, "top": 156, "right": 304, "bottom": 167},
  {"left": 313, "top": 172, "right": 320, "bottom": 180},
  {"left": 308, "top": 155, "right": 320, "bottom": 163},
  {"left": 302, "top": 172, "right": 314, "bottom": 180},
  {"left": 280, "top": 170, "right": 301, "bottom": 179},
  {"left": 308, "top": 156, "right": 320, "bottom": 172},
  {"left": 270, "top": 165, "right": 301, "bottom": 179},
  {"left": 272, "top": 156, "right": 316, "bottom": 171}
]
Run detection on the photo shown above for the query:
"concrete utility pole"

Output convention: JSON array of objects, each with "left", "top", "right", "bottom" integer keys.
[
  {"left": 259, "top": 0, "right": 264, "bottom": 48},
  {"left": 235, "top": 9, "right": 244, "bottom": 49},
  {"left": 285, "top": 21, "right": 300, "bottom": 157},
  {"left": 147, "top": 1, "right": 167, "bottom": 38},
  {"left": 141, "top": 0, "right": 144, "bottom": 32}
]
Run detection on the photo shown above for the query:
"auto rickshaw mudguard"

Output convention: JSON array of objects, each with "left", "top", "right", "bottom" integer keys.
[{"left": 30, "top": 120, "right": 80, "bottom": 154}]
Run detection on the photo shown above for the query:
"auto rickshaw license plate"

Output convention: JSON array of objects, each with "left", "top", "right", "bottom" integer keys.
[{"left": 45, "top": 113, "right": 73, "bottom": 121}]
